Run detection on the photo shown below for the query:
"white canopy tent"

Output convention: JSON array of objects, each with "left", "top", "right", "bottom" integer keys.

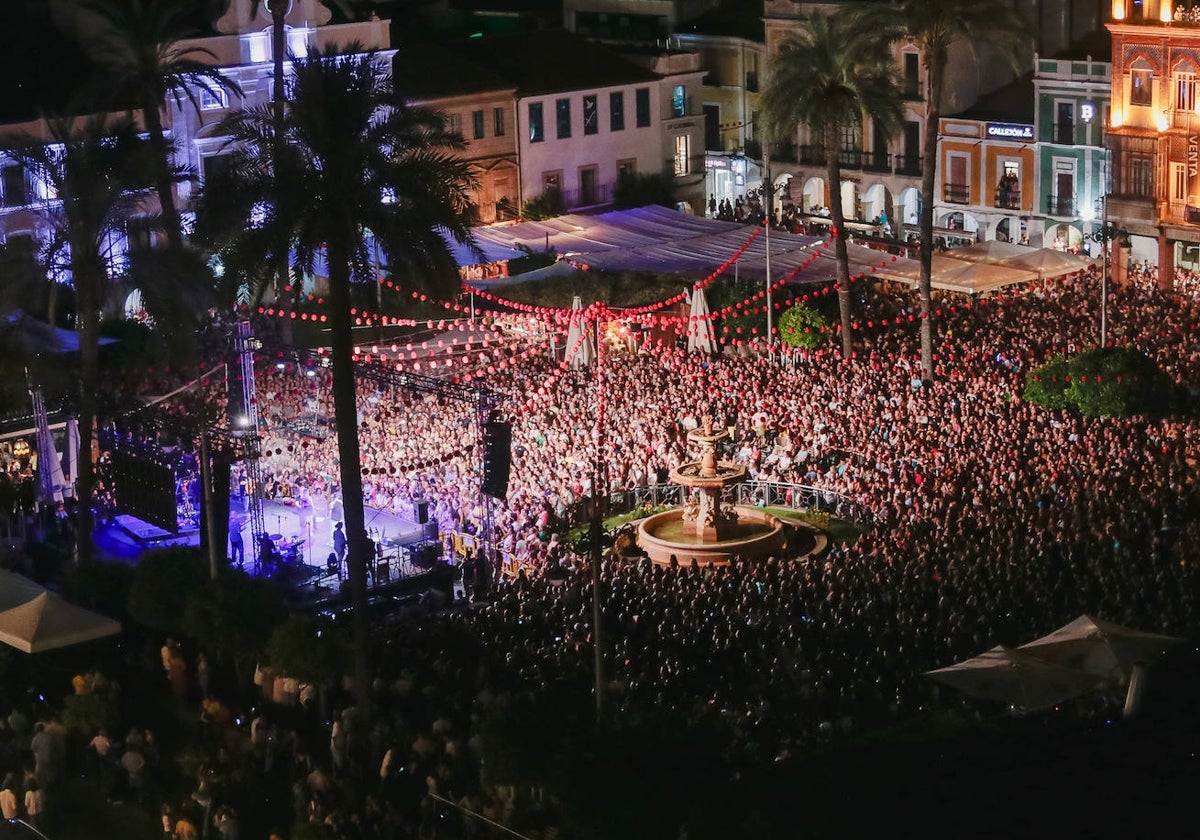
[{"left": 0, "top": 591, "right": 121, "bottom": 654}]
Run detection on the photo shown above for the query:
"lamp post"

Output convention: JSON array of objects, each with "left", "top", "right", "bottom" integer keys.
[
  {"left": 763, "top": 146, "right": 773, "bottom": 356},
  {"left": 1089, "top": 220, "right": 1128, "bottom": 348},
  {"left": 586, "top": 488, "right": 605, "bottom": 718}
]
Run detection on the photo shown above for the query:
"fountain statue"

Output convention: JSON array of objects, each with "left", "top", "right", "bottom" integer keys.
[{"left": 636, "top": 415, "right": 785, "bottom": 565}]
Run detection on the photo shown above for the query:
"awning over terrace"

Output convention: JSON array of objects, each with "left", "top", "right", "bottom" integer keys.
[{"left": 466, "top": 205, "right": 915, "bottom": 286}]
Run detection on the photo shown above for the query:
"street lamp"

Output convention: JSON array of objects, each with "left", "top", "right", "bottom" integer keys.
[
  {"left": 586, "top": 489, "right": 605, "bottom": 718},
  {"left": 1089, "top": 221, "right": 1128, "bottom": 348}
]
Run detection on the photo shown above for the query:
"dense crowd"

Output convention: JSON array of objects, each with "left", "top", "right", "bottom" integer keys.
[{"left": 5, "top": 255, "right": 1200, "bottom": 838}]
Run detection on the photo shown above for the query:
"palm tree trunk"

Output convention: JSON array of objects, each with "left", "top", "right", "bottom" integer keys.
[
  {"left": 825, "top": 125, "right": 854, "bottom": 360},
  {"left": 324, "top": 233, "right": 371, "bottom": 709},
  {"left": 141, "top": 98, "right": 185, "bottom": 257},
  {"left": 918, "top": 48, "right": 945, "bottom": 382},
  {"left": 74, "top": 263, "right": 101, "bottom": 564},
  {"left": 269, "top": 1, "right": 293, "bottom": 344}
]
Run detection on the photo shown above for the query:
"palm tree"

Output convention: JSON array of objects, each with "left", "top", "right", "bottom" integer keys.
[
  {"left": 863, "top": 0, "right": 1032, "bottom": 380},
  {"left": 761, "top": 10, "right": 904, "bottom": 360},
  {"left": 51, "top": 0, "right": 240, "bottom": 259},
  {"left": 196, "top": 44, "right": 476, "bottom": 701},
  {"left": 3, "top": 115, "right": 156, "bottom": 563}
]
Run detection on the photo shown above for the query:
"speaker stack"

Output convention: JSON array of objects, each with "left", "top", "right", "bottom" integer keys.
[{"left": 482, "top": 420, "right": 511, "bottom": 499}]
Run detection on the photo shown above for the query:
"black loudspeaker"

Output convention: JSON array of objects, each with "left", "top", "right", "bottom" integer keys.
[
  {"left": 482, "top": 421, "right": 511, "bottom": 499},
  {"left": 415, "top": 499, "right": 430, "bottom": 524}
]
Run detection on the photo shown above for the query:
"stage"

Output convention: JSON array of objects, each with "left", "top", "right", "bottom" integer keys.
[{"left": 96, "top": 494, "right": 444, "bottom": 597}]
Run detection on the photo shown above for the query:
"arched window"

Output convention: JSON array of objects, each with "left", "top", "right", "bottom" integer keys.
[{"left": 1130, "top": 58, "right": 1154, "bottom": 108}]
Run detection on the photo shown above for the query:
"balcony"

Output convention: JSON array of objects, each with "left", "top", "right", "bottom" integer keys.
[
  {"left": 863, "top": 151, "right": 891, "bottom": 172},
  {"left": 944, "top": 183, "right": 970, "bottom": 205},
  {"left": 994, "top": 187, "right": 1021, "bottom": 210},
  {"left": 895, "top": 154, "right": 923, "bottom": 175},
  {"left": 902, "top": 80, "right": 923, "bottom": 101},
  {"left": 837, "top": 148, "right": 865, "bottom": 170},
  {"left": 797, "top": 144, "right": 823, "bottom": 166},
  {"left": 1045, "top": 194, "right": 1077, "bottom": 216}
]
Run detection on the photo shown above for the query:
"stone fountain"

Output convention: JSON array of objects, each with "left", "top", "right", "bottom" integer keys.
[{"left": 636, "top": 416, "right": 785, "bottom": 565}]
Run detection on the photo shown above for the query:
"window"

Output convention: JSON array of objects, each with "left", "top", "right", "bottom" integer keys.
[
  {"left": 583, "top": 95, "right": 598, "bottom": 135},
  {"left": 672, "top": 85, "right": 686, "bottom": 118},
  {"left": 446, "top": 113, "right": 462, "bottom": 135},
  {"left": 673, "top": 134, "right": 690, "bottom": 176},
  {"left": 1003, "top": 161, "right": 1020, "bottom": 180},
  {"left": 1, "top": 165, "right": 27, "bottom": 208},
  {"left": 903, "top": 53, "right": 920, "bottom": 97},
  {"left": 1131, "top": 68, "right": 1153, "bottom": 107},
  {"left": 556, "top": 98, "right": 571, "bottom": 139},
  {"left": 1130, "top": 155, "right": 1155, "bottom": 196},
  {"left": 543, "top": 171, "right": 562, "bottom": 194},
  {"left": 839, "top": 125, "right": 859, "bottom": 150},
  {"left": 636, "top": 88, "right": 651, "bottom": 127},
  {"left": 529, "top": 102, "right": 544, "bottom": 142},
  {"left": 610, "top": 91, "right": 625, "bottom": 131},
  {"left": 494, "top": 107, "right": 505, "bottom": 137},
  {"left": 1173, "top": 162, "right": 1188, "bottom": 201},
  {"left": 1177, "top": 73, "right": 1198, "bottom": 112},
  {"left": 472, "top": 110, "right": 485, "bottom": 140},
  {"left": 617, "top": 159, "right": 636, "bottom": 178},
  {"left": 198, "top": 86, "right": 227, "bottom": 111}
]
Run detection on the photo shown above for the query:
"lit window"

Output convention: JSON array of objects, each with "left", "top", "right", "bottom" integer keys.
[
  {"left": 674, "top": 134, "right": 689, "bottom": 176},
  {"left": 1131, "top": 68, "right": 1153, "bottom": 107},
  {"left": 101, "top": 229, "right": 129, "bottom": 279},
  {"left": 198, "top": 86, "right": 227, "bottom": 111},
  {"left": 1177, "top": 72, "right": 1197, "bottom": 112},
  {"left": 1173, "top": 162, "right": 1188, "bottom": 201},
  {"left": 472, "top": 110, "right": 485, "bottom": 140},
  {"left": 672, "top": 85, "right": 686, "bottom": 118}
]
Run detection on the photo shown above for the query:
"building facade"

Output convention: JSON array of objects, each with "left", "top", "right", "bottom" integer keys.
[
  {"left": 936, "top": 115, "right": 1037, "bottom": 245},
  {"left": 1031, "top": 54, "right": 1111, "bottom": 251},
  {"left": 1105, "top": 0, "right": 1200, "bottom": 278}
]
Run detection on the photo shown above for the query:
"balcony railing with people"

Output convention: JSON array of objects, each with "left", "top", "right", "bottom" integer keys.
[
  {"left": 1046, "top": 194, "right": 1077, "bottom": 216},
  {"left": 944, "top": 183, "right": 970, "bottom": 205},
  {"left": 994, "top": 186, "right": 1021, "bottom": 210}
]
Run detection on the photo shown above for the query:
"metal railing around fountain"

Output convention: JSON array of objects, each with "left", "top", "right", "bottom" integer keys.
[{"left": 591, "top": 480, "right": 875, "bottom": 530}]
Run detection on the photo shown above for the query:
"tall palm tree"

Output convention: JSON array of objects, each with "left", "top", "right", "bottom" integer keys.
[
  {"left": 3, "top": 115, "right": 156, "bottom": 563},
  {"left": 863, "top": 0, "right": 1032, "bottom": 380},
  {"left": 196, "top": 44, "right": 476, "bottom": 701},
  {"left": 761, "top": 10, "right": 904, "bottom": 360},
  {"left": 51, "top": 0, "right": 240, "bottom": 259}
]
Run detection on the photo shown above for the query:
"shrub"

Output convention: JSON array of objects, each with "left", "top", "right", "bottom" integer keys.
[
  {"left": 1023, "top": 355, "right": 1071, "bottom": 410},
  {"left": 521, "top": 189, "right": 566, "bottom": 220},
  {"left": 127, "top": 546, "right": 207, "bottom": 635},
  {"left": 1025, "top": 348, "right": 1174, "bottom": 418},
  {"left": 613, "top": 171, "right": 676, "bottom": 209},
  {"left": 1065, "top": 346, "right": 1174, "bottom": 417},
  {"left": 778, "top": 301, "right": 831, "bottom": 350}
]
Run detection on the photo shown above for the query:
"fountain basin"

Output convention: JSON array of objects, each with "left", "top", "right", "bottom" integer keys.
[{"left": 637, "top": 505, "right": 785, "bottom": 566}]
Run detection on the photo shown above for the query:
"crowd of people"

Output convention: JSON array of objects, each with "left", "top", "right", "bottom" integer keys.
[{"left": 6, "top": 252, "right": 1200, "bottom": 837}]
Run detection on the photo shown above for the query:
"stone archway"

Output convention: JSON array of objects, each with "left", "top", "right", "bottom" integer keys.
[
  {"left": 840, "top": 181, "right": 859, "bottom": 220},
  {"left": 897, "top": 186, "right": 921, "bottom": 228},
  {"left": 863, "top": 183, "right": 893, "bottom": 226},
  {"left": 801, "top": 176, "right": 826, "bottom": 213}
]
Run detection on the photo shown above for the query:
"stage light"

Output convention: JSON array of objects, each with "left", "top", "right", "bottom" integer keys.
[
  {"left": 306, "top": 369, "right": 316, "bottom": 378},
  {"left": 276, "top": 362, "right": 286, "bottom": 371}
]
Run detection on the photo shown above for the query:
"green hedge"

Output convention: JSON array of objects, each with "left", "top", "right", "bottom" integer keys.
[{"left": 1024, "top": 347, "right": 1175, "bottom": 417}]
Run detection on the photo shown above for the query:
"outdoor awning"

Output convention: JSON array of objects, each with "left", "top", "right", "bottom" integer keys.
[
  {"left": 873, "top": 254, "right": 1039, "bottom": 294},
  {"left": 466, "top": 206, "right": 919, "bottom": 286},
  {"left": 0, "top": 590, "right": 121, "bottom": 654}
]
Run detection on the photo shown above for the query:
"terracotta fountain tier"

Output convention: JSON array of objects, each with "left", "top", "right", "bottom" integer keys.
[{"left": 637, "top": 416, "right": 785, "bottom": 565}]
